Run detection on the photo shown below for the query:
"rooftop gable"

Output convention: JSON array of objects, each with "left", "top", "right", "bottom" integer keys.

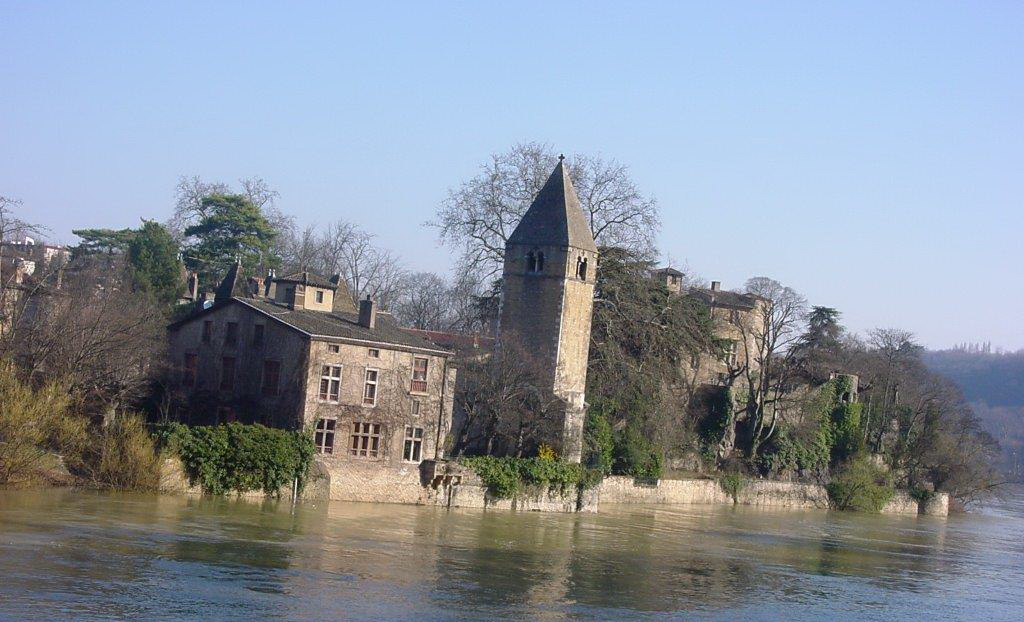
[{"left": 506, "top": 157, "right": 598, "bottom": 253}]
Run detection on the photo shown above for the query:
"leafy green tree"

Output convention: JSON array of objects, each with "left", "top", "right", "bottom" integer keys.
[
  {"left": 127, "top": 221, "right": 184, "bottom": 305},
  {"left": 183, "top": 194, "right": 279, "bottom": 284}
]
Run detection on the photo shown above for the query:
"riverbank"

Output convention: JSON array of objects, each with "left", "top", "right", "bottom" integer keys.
[{"left": 154, "top": 457, "right": 949, "bottom": 516}]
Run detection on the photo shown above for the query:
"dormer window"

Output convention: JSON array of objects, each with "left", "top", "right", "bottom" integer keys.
[
  {"left": 576, "top": 256, "right": 588, "bottom": 281},
  {"left": 526, "top": 251, "right": 544, "bottom": 273}
]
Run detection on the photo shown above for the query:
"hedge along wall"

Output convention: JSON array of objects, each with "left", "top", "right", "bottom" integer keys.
[{"left": 157, "top": 423, "right": 314, "bottom": 496}]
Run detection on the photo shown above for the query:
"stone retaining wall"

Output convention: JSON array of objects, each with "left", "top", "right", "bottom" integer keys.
[{"left": 158, "top": 458, "right": 948, "bottom": 516}]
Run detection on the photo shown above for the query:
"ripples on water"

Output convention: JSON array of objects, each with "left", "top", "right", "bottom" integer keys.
[{"left": 0, "top": 488, "right": 1021, "bottom": 621}]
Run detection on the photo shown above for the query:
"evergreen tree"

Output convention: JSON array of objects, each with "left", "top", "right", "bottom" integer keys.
[
  {"left": 127, "top": 221, "right": 184, "bottom": 305},
  {"left": 183, "top": 194, "right": 279, "bottom": 285}
]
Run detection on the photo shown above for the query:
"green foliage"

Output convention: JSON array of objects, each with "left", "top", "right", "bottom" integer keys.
[
  {"left": 159, "top": 423, "right": 314, "bottom": 496},
  {"left": 458, "top": 456, "right": 601, "bottom": 499},
  {"left": 826, "top": 456, "right": 895, "bottom": 512},
  {"left": 698, "top": 386, "right": 733, "bottom": 452},
  {"left": 718, "top": 472, "right": 746, "bottom": 502},
  {"left": 758, "top": 377, "right": 864, "bottom": 476},
  {"left": 586, "top": 247, "right": 715, "bottom": 477},
  {"left": 127, "top": 221, "right": 185, "bottom": 305},
  {"left": 183, "top": 194, "right": 279, "bottom": 285},
  {"left": 72, "top": 227, "right": 136, "bottom": 255},
  {"left": 583, "top": 404, "right": 615, "bottom": 475},
  {"left": 613, "top": 423, "right": 663, "bottom": 481}
]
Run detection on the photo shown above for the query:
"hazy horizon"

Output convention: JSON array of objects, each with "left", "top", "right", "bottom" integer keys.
[{"left": 3, "top": 2, "right": 1021, "bottom": 350}]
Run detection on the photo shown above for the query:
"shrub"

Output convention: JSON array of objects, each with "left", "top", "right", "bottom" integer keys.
[
  {"left": 583, "top": 406, "right": 615, "bottom": 474},
  {"left": 719, "top": 472, "right": 746, "bottom": 503},
  {"left": 826, "top": 456, "right": 895, "bottom": 512},
  {"left": 613, "top": 424, "right": 663, "bottom": 481},
  {"left": 89, "top": 414, "right": 161, "bottom": 490},
  {"left": 159, "top": 423, "right": 315, "bottom": 496},
  {"left": 459, "top": 455, "right": 601, "bottom": 499},
  {"left": 0, "top": 363, "right": 85, "bottom": 485}
]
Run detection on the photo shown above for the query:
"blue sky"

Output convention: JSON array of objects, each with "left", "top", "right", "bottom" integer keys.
[{"left": 2, "top": 1, "right": 1022, "bottom": 349}]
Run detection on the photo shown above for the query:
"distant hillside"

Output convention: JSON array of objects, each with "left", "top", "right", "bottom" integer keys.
[{"left": 924, "top": 347, "right": 1024, "bottom": 478}]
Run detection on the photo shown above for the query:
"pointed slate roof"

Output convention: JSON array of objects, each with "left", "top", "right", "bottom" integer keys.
[
  {"left": 214, "top": 261, "right": 254, "bottom": 303},
  {"left": 506, "top": 157, "right": 598, "bottom": 253}
]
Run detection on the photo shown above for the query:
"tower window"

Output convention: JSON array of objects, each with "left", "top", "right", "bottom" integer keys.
[
  {"left": 526, "top": 251, "right": 537, "bottom": 272},
  {"left": 576, "top": 256, "right": 588, "bottom": 281},
  {"left": 536, "top": 252, "right": 544, "bottom": 272}
]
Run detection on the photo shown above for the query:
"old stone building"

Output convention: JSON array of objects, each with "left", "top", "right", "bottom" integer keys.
[
  {"left": 651, "top": 272, "right": 767, "bottom": 387},
  {"left": 499, "top": 157, "right": 598, "bottom": 462},
  {"left": 167, "top": 263, "right": 457, "bottom": 500}
]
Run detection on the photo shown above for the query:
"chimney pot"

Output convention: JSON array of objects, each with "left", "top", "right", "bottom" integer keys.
[{"left": 358, "top": 296, "right": 377, "bottom": 329}]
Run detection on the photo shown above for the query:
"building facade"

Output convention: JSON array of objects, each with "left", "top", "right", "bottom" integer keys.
[
  {"left": 499, "top": 157, "right": 598, "bottom": 462},
  {"left": 167, "top": 265, "right": 457, "bottom": 499}
]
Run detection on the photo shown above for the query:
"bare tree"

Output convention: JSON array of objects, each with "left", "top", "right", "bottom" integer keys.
[
  {"left": 1, "top": 197, "right": 48, "bottom": 336},
  {"left": 451, "top": 342, "right": 560, "bottom": 457},
  {"left": 430, "top": 142, "right": 660, "bottom": 281},
  {"left": 11, "top": 258, "right": 166, "bottom": 414},
  {"left": 734, "top": 277, "right": 808, "bottom": 460}
]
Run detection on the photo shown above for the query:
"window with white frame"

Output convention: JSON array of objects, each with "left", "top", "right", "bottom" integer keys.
[
  {"left": 319, "top": 365, "right": 342, "bottom": 402},
  {"left": 363, "top": 368, "right": 378, "bottom": 405},
  {"left": 349, "top": 422, "right": 381, "bottom": 458},
  {"left": 315, "top": 418, "right": 336, "bottom": 454},
  {"left": 403, "top": 426, "right": 424, "bottom": 463},
  {"left": 411, "top": 357, "right": 428, "bottom": 393}
]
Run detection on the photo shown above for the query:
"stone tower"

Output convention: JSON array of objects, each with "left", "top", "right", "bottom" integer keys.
[{"left": 499, "top": 156, "right": 598, "bottom": 463}]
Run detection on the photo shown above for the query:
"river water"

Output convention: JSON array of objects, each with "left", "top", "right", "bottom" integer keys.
[{"left": 0, "top": 489, "right": 1021, "bottom": 621}]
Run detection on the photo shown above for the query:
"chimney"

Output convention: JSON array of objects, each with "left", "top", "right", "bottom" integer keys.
[
  {"left": 710, "top": 280, "right": 721, "bottom": 291},
  {"left": 358, "top": 296, "right": 377, "bottom": 329},
  {"left": 187, "top": 272, "right": 199, "bottom": 301},
  {"left": 264, "top": 269, "right": 275, "bottom": 297}
]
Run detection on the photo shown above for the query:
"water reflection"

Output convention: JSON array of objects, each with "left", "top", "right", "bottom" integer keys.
[{"left": 1, "top": 488, "right": 1022, "bottom": 621}]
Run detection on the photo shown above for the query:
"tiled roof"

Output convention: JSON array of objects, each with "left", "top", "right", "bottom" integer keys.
[
  {"left": 274, "top": 271, "right": 337, "bottom": 289},
  {"left": 688, "top": 287, "right": 758, "bottom": 310},
  {"left": 234, "top": 298, "right": 451, "bottom": 354},
  {"left": 506, "top": 159, "right": 598, "bottom": 252},
  {"left": 654, "top": 267, "right": 684, "bottom": 277},
  {"left": 406, "top": 329, "right": 495, "bottom": 353}
]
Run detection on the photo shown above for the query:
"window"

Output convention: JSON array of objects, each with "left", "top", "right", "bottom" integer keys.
[
  {"left": 363, "top": 368, "right": 378, "bottom": 405},
  {"left": 349, "top": 422, "right": 381, "bottom": 458},
  {"left": 722, "top": 341, "right": 738, "bottom": 366},
  {"left": 403, "top": 426, "right": 424, "bottom": 463},
  {"left": 315, "top": 290, "right": 324, "bottom": 304},
  {"left": 319, "top": 365, "right": 341, "bottom": 402},
  {"left": 367, "top": 348, "right": 380, "bottom": 358},
  {"left": 182, "top": 353, "right": 197, "bottom": 387},
  {"left": 576, "top": 256, "right": 588, "bottom": 280},
  {"left": 411, "top": 357, "right": 429, "bottom": 393},
  {"left": 262, "top": 360, "right": 281, "bottom": 396},
  {"left": 315, "top": 418, "right": 336, "bottom": 454},
  {"left": 202, "top": 320, "right": 213, "bottom": 343},
  {"left": 526, "top": 250, "right": 545, "bottom": 273},
  {"left": 411, "top": 398, "right": 421, "bottom": 416},
  {"left": 220, "top": 357, "right": 236, "bottom": 391},
  {"left": 253, "top": 324, "right": 265, "bottom": 346},
  {"left": 729, "top": 309, "right": 740, "bottom": 324},
  {"left": 225, "top": 322, "right": 238, "bottom": 346},
  {"left": 328, "top": 344, "right": 340, "bottom": 353}
]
